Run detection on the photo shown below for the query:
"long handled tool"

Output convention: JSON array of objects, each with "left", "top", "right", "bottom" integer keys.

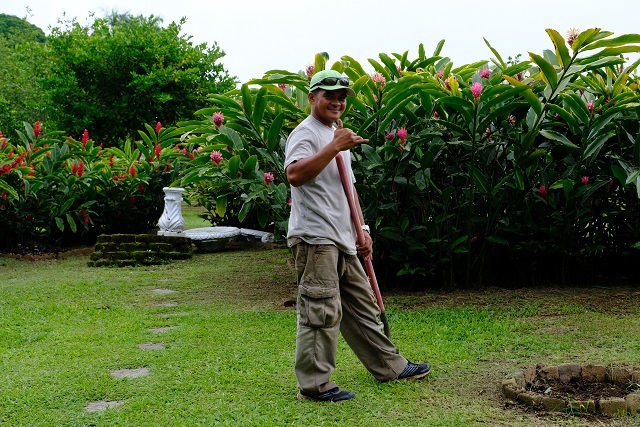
[{"left": 335, "top": 152, "right": 391, "bottom": 338}]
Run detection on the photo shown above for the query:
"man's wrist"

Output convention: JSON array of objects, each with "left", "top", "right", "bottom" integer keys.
[{"left": 361, "top": 224, "right": 370, "bottom": 233}]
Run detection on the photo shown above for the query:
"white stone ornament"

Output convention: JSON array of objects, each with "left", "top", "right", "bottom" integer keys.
[{"left": 158, "top": 187, "right": 186, "bottom": 236}]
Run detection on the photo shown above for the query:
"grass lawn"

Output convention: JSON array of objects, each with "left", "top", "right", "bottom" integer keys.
[{"left": 1, "top": 217, "right": 640, "bottom": 426}]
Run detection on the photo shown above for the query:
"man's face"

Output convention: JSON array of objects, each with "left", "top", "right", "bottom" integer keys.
[{"left": 309, "top": 89, "right": 347, "bottom": 126}]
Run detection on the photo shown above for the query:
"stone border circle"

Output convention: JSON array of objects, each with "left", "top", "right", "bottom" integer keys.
[{"left": 503, "top": 363, "right": 640, "bottom": 417}]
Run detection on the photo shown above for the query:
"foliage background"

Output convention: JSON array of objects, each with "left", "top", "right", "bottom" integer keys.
[{"left": 3, "top": 12, "right": 640, "bottom": 289}]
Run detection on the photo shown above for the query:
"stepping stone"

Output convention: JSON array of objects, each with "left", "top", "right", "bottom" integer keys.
[
  {"left": 154, "top": 302, "right": 178, "bottom": 307},
  {"left": 151, "top": 288, "right": 175, "bottom": 295},
  {"left": 110, "top": 367, "right": 150, "bottom": 379},
  {"left": 137, "top": 342, "right": 165, "bottom": 350},
  {"left": 85, "top": 400, "right": 124, "bottom": 412},
  {"left": 148, "top": 326, "right": 175, "bottom": 333},
  {"left": 157, "top": 311, "right": 187, "bottom": 318}
]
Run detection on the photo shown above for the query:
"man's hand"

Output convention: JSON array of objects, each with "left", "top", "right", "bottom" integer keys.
[
  {"left": 333, "top": 119, "right": 369, "bottom": 151},
  {"left": 356, "top": 231, "right": 373, "bottom": 260}
]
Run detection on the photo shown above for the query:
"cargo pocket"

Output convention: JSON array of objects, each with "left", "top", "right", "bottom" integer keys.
[{"left": 298, "top": 283, "right": 341, "bottom": 328}]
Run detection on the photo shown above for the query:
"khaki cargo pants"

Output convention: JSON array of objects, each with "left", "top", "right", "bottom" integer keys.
[{"left": 291, "top": 240, "right": 407, "bottom": 394}]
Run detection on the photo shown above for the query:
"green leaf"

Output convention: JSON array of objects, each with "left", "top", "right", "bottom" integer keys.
[
  {"left": 471, "top": 168, "right": 491, "bottom": 195},
  {"left": 484, "top": 37, "right": 505, "bottom": 68},
  {"left": 547, "top": 104, "right": 581, "bottom": 135},
  {"left": 583, "top": 33, "right": 640, "bottom": 51},
  {"left": 437, "top": 96, "right": 473, "bottom": 124},
  {"left": 611, "top": 164, "right": 627, "bottom": 185},
  {"left": 227, "top": 155, "right": 241, "bottom": 178},
  {"left": 55, "top": 217, "right": 65, "bottom": 232},
  {"left": 252, "top": 87, "right": 267, "bottom": 129},
  {"left": 514, "top": 168, "right": 524, "bottom": 190},
  {"left": 216, "top": 195, "right": 228, "bottom": 218},
  {"left": 583, "top": 133, "right": 611, "bottom": 165},
  {"left": 379, "top": 53, "right": 399, "bottom": 78},
  {"left": 546, "top": 28, "right": 572, "bottom": 69},
  {"left": 0, "top": 181, "right": 18, "bottom": 199},
  {"left": 571, "top": 28, "right": 610, "bottom": 51},
  {"left": 267, "top": 113, "right": 284, "bottom": 152},
  {"left": 540, "top": 129, "right": 580, "bottom": 149},
  {"left": 502, "top": 75, "right": 542, "bottom": 115},
  {"left": 238, "top": 200, "right": 251, "bottom": 223},
  {"left": 241, "top": 84, "right": 253, "bottom": 120},
  {"left": 562, "top": 93, "right": 590, "bottom": 125},
  {"left": 243, "top": 155, "right": 258, "bottom": 173},
  {"left": 208, "top": 94, "right": 243, "bottom": 110},
  {"left": 66, "top": 213, "right": 77, "bottom": 233},
  {"left": 529, "top": 52, "right": 558, "bottom": 89}
]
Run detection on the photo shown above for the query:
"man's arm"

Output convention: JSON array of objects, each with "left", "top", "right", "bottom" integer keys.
[{"left": 286, "top": 119, "right": 369, "bottom": 187}]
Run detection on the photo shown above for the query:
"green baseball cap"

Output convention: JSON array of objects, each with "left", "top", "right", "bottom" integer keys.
[{"left": 309, "top": 69, "right": 356, "bottom": 96}]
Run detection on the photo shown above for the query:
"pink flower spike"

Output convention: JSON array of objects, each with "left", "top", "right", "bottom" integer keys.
[
  {"left": 264, "top": 172, "right": 275, "bottom": 186},
  {"left": 480, "top": 68, "right": 490, "bottom": 79},
  {"left": 305, "top": 64, "right": 315, "bottom": 80},
  {"left": 586, "top": 100, "right": 595, "bottom": 113},
  {"left": 278, "top": 83, "right": 287, "bottom": 91},
  {"left": 210, "top": 150, "right": 223, "bottom": 166},
  {"left": 397, "top": 128, "right": 408, "bottom": 143},
  {"left": 129, "top": 165, "right": 137, "bottom": 178},
  {"left": 82, "top": 129, "right": 89, "bottom": 147},
  {"left": 437, "top": 70, "right": 444, "bottom": 79},
  {"left": 385, "top": 132, "right": 395, "bottom": 141},
  {"left": 371, "top": 72, "right": 386, "bottom": 89},
  {"left": 155, "top": 143, "right": 161, "bottom": 159},
  {"left": 470, "top": 82, "right": 483, "bottom": 100},
  {"left": 581, "top": 176, "right": 589, "bottom": 185},
  {"left": 155, "top": 121, "right": 162, "bottom": 134},
  {"left": 34, "top": 121, "right": 42, "bottom": 138},
  {"left": 213, "top": 112, "right": 224, "bottom": 128},
  {"left": 539, "top": 185, "right": 547, "bottom": 199}
]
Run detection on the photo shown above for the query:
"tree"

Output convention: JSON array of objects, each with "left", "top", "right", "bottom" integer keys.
[
  {"left": 0, "top": 15, "right": 49, "bottom": 139},
  {"left": 44, "top": 13, "right": 237, "bottom": 146},
  {"left": 0, "top": 13, "right": 45, "bottom": 43}
]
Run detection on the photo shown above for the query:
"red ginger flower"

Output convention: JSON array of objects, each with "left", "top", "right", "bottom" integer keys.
[
  {"left": 539, "top": 185, "right": 547, "bottom": 199},
  {"left": 81, "top": 129, "right": 89, "bottom": 147},
  {"left": 581, "top": 176, "right": 589, "bottom": 185},
  {"left": 397, "top": 128, "right": 408, "bottom": 143},
  {"left": 155, "top": 121, "right": 162, "bottom": 134},
  {"left": 155, "top": 144, "right": 162, "bottom": 159},
  {"left": 305, "top": 64, "right": 315, "bottom": 80},
  {"left": 34, "top": 121, "right": 42, "bottom": 138},
  {"left": 71, "top": 161, "right": 84, "bottom": 177},
  {"left": 213, "top": 112, "right": 224, "bottom": 128},
  {"left": 129, "top": 165, "right": 137, "bottom": 177},
  {"left": 480, "top": 68, "right": 490, "bottom": 79},
  {"left": 470, "top": 82, "right": 483, "bottom": 99},
  {"left": 371, "top": 72, "right": 386, "bottom": 90},
  {"left": 264, "top": 172, "right": 275, "bottom": 186},
  {"left": 210, "top": 150, "right": 223, "bottom": 166}
]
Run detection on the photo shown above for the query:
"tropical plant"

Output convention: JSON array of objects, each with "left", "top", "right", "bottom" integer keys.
[{"left": 43, "top": 12, "right": 237, "bottom": 146}]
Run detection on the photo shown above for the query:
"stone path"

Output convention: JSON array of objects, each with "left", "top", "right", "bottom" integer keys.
[{"left": 85, "top": 286, "right": 178, "bottom": 413}]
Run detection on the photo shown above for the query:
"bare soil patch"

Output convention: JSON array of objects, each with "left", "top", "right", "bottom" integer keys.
[{"left": 529, "top": 377, "right": 637, "bottom": 401}]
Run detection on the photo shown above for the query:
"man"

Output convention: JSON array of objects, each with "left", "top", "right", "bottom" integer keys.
[{"left": 285, "top": 69, "right": 430, "bottom": 402}]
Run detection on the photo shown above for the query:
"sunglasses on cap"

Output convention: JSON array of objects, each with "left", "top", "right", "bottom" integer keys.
[{"left": 310, "top": 77, "right": 350, "bottom": 90}]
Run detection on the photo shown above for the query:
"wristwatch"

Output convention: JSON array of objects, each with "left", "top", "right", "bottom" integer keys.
[{"left": 361, "top": 225, "right": 370, "bottom": 233}]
